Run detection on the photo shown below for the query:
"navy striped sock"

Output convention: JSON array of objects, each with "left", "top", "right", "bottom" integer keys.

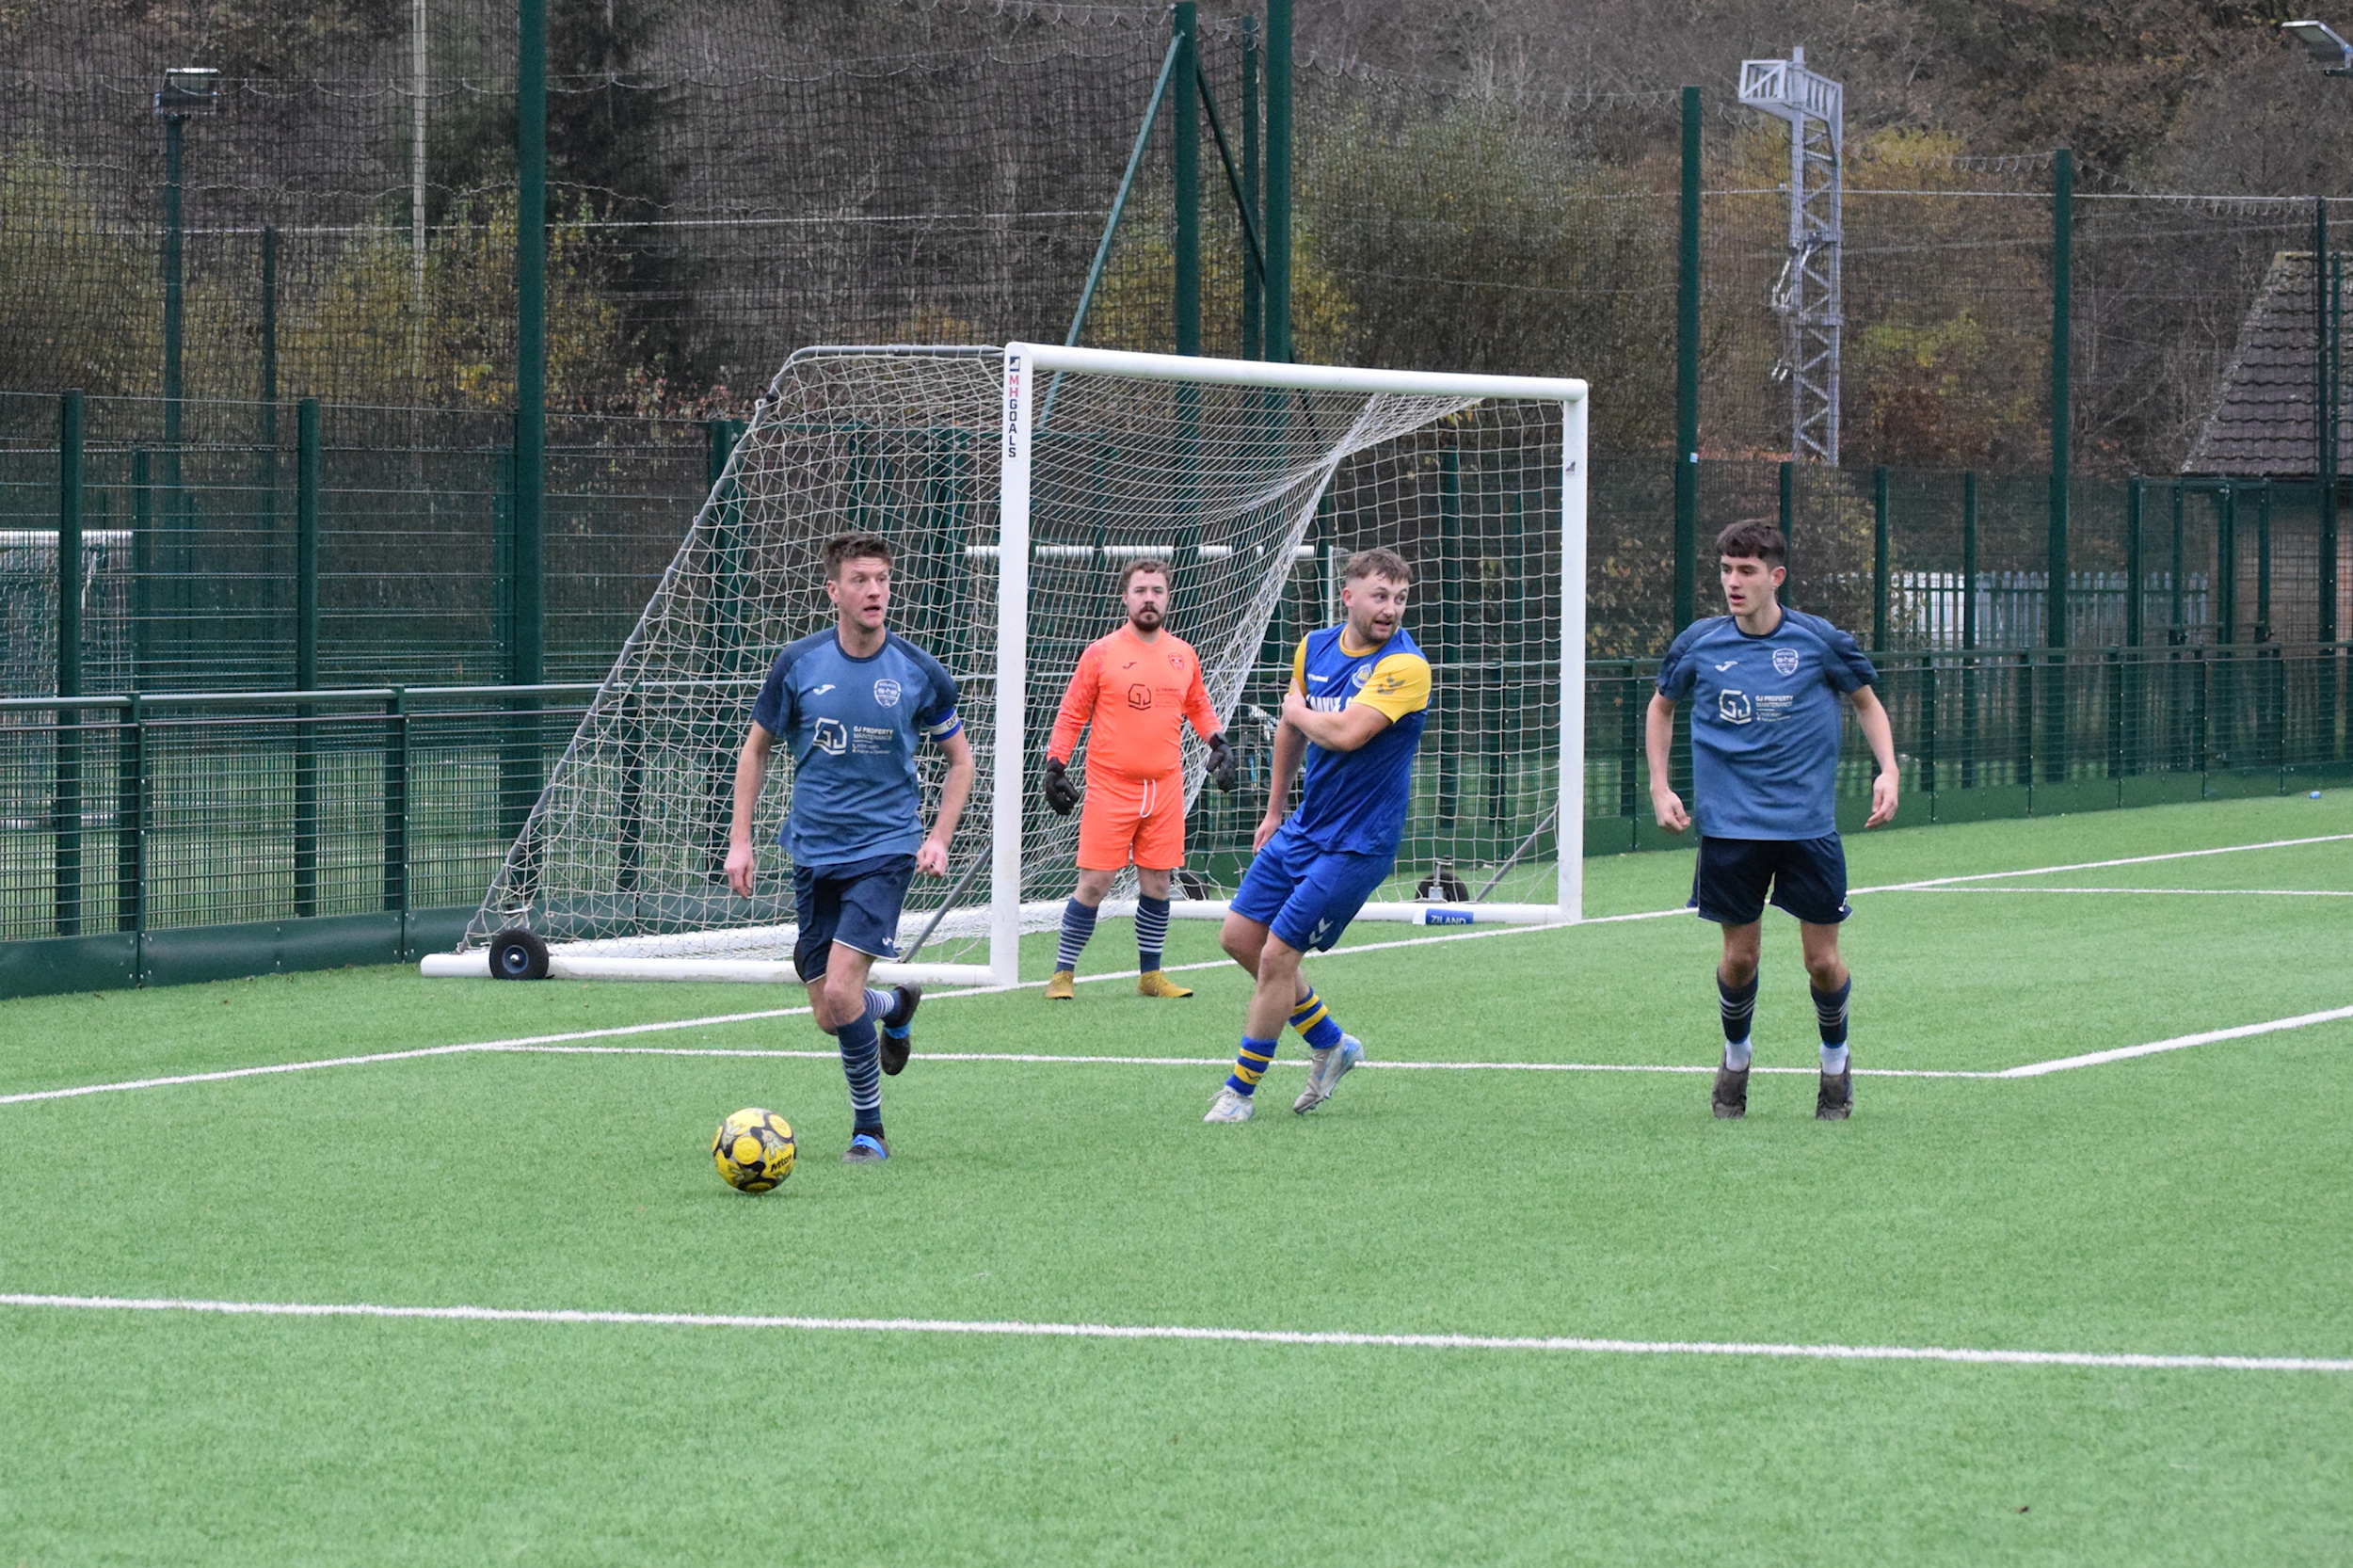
[
  {"left": 1719, "top": 973, "right": 1758, "bottom": 1045},
  {"left": 837, "top": 1016, "right": 883, "bottom": 1132},
  {"left": 1812, "top": 978, "right": 1850, "bottom": 1046},
  {"left": 1056, "top": 898, "right": 1097, "bottom": 973},
  {"left": 1135, "top": 894, "right": 1171, "bottom": 972}
]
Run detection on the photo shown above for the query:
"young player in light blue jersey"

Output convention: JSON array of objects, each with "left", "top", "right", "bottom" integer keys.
[
  {"left": 1648, "top": 520, "right": 1898, "bottom": 1120},
  {"left": 727, "top": 532, "right": 976, "bottom": 1162},
  {"left": 1206, "top": 548, "right": 1431, "bottom": 1124}
]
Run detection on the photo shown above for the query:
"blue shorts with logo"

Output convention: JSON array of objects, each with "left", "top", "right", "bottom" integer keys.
[
  {"left": 1689, "top": 833, "right": 1849, "bottom": 927},
  {"left": 793, "top": 852, "right": 917, "bottom": 981},
  {"left": 1229, "top": 824, "right": 1395, "bottom": 953}
]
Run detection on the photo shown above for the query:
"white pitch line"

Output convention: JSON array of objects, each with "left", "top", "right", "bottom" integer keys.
[
  {"left": 1881, "top": 886, "right": 2353, "bottom": 898},
  {"left": 1849, "top": 831, "right": 2353, "bottom": 894},
  {"left": 482, "top": 1044, "right": 1987, "bottom": 1079},
  {"left": 0, "top": 1292, "right": 2344, "bottom": 1373},
  {"left": 2001, "top": 1004, "right": 2353, "bottom": 1077}
]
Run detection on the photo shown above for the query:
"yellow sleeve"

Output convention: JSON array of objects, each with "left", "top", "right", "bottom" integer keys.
[
  {"left": 1290, "top": 636, "right": 1308, "bottom": 695},
  {"left": 1352, "top": 652, "right": 1432, "bottom": 721}
]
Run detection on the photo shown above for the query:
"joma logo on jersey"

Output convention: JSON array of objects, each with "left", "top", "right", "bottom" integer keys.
[
  {"left": 1718, "top": 690, "right": 1753, "bottom": 725},
  {"left": 1772, "top": 648, "right": 1801, "bottom": 677},
  {"left": 872, "top": 679, "right": 902, "bottom": 707}
]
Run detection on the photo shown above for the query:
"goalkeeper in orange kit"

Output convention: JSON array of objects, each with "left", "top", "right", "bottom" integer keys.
[{"left": 1041, "top": 557, "right": 1237, "bottom": 999}]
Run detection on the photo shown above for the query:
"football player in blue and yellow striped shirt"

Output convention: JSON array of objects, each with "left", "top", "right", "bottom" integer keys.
[{"left": 1207, "top": 548, "right": 1432, "bottom": 1123}]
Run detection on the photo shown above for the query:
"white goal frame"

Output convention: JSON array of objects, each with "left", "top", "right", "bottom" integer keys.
[
  {"left": 991, "top": 343, "right": 1589, "bottom": 988},
  {"left": 423, "top": 344, "right": 1588, "bottom": 987}
]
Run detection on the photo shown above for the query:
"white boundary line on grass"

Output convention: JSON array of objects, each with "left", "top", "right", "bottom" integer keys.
[
  {"left": 0, "top": 1291, "right": 2345, "bottom": 1373},
  {"left": 6, "top": 832, "right": 2348, "bottom": 1111}
]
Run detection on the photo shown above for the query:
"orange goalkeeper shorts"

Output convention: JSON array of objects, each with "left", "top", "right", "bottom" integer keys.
[{"left": 1076, "top": 768, "right": 1187, "bottom": 872}]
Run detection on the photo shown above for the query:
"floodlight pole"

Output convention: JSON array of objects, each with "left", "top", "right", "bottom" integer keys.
[{"left": 1738, "top": 48, "right": 1843, "bottom": 465}]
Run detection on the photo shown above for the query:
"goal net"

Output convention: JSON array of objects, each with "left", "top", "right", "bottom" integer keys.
[{"left": 426, "top": 344, "right": 1586, "bottom": 985}]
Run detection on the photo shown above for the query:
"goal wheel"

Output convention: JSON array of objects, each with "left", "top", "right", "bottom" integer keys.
[{"left": 489, "top": 927, "right": 551, "bottom": 981}]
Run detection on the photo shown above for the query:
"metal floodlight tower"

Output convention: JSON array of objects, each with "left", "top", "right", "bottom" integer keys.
[{"left": 1739, "top": 46, "right": 1844, "bottom": 464}]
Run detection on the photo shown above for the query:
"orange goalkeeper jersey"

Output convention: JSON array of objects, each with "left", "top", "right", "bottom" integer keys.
[{"left": 1047, "top": 626, "right": 1221, "bottom": 780}]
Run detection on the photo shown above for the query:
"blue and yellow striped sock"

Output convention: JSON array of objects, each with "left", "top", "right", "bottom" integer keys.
[
  {"left": 1289, "top": 987, "right": 1344, "bottom": 1052},
  {"left": 1225, "top": 1035, "right": 1277, "bottom": 1096}
]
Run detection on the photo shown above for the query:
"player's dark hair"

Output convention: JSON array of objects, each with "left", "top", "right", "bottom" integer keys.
[
  {"left": 1117, "top": 556, "right": 1172, "bottom": 591},
  {"left": 1343, "top": 547, "right": 1413, "bottom": 584},
  {"left": 1715, "top": 520, "right": 1786, "bottom": 568},
  {"left": 823, "top": 532, "right": 893, "bottom": 579}
]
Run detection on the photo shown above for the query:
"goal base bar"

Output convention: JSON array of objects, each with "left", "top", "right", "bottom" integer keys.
[
  {"left": 418, "top": 953, "right": 994, "bottom": 986},
  {"left": 1165, "top": 900, "right": 1573, "bottom": 927}
]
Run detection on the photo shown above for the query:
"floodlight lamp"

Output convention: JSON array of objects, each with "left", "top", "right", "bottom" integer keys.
[
  {"left": 154, "top": 66, "right": 219, "bottom": 117},
  {"left": 2284, "top": 21, "right": 2353, "bottom": 72}
]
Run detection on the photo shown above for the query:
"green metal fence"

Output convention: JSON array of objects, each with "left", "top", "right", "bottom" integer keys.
[
  {"left": 5, "top": 648, "right": 2345, "bottom": 999},
  {"left": 0, "top": 683, "right": 591, "bottom": 995}
]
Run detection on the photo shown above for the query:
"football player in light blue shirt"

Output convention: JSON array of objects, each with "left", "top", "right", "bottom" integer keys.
[
  {"left": 727, "top": 532, "right": 975, "bottom": 1163},
  {"left": 1648, "top": 520, "right": 1898, "bottom": 1122}
]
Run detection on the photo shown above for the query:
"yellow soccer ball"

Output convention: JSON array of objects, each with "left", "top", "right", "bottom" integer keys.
[{"left": 712, "top": 1108, "right": 796, "bottom": 1192}]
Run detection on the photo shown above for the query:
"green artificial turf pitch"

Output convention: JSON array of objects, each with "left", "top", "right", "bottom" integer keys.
[{"left": 2, "top": 794, "right": 2350, "bottom": 1564}]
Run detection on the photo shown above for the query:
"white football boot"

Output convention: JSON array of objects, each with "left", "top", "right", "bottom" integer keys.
[
  {"left": 1203, "top": 1085, "right": 1256, "bottom": 1123},
  {"left": 1292, "top": 1034, "right": 1365, "bottom": 1114}
]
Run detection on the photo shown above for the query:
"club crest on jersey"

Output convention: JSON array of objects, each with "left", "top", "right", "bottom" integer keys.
[
  {"left": 1718, "top": 690, "right": 1753, "bottom": 725},
  {"left": 1772, "top": 648, "right": 1801, "bottom": 677},
  {"left": 1350, "top": 665, "right": 1371, "bottom": 687},
  {"left": 811, "top": 717, "right": 850, "bottom": 755},
  {"left": 872, "top": 678, "right": 902, "bottom": 707}
]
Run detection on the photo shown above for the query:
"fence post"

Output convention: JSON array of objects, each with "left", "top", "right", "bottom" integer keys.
[
  {"left": 117, "top": 695, "right": 143, "bottom": 938},
  {"left": 1172, "top": 3, "right": 1200, "bottom": 358},
  {"left": 1872, "top": 465, "right": 1890, "bottom": 652},
  {"left": 1263, "top": 0, "right": 1291, "bottom": 363},
  {"left": 2049, "top": 148, "right": 2073, "bottom": 652},
  {"left": 383, "top": 687, "right": 408, "bottom": 923},
  {"left": 2256, "top": 480, "right": 2273, "bottom": 644},
  {"left": 259, "top": 225, "right": 280, "bottom": 555},
  {"left": 514, "top": 0, "right": 547, "bottom": 691},
  {"left": 56, "top": 391, "right": 85, "bottom": 937},
  {"left": 1673, "top": 84, "right": 1701, "bottom": 632},
  {"left": 1618, "top": 661, "right": 1640, "bottom": 819},
  {"left": 132, "top": 446, "right": 152, "bottom": 691},
  {"left": 1241, "top": 17, "right": 1261, "bottom": 360},
  {"left": 1919, "top": 651, "right": 1938, "bottom": 802},
  {"left": 1777, "top": 458, "right": 1795, "bottom": 608},
  {"left": 1961, "top": 472, "right": 1977, "bottom": 788},
  {"left": 2017, "top": 649, "right": 2035, "bottom": 794},
  {"left": 2123, "top": 476, "right": 2141, "bottom": 776},
  {"left": 296, "top": 399, "right": 320, "bottom": 690}
]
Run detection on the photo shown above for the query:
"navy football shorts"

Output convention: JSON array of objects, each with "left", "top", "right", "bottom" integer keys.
[
  {"left": 1229, "top": 824, "right": 1395, "bottom": 953},
  {"left": 1689, "top": 834, "right": 1849, "bottom": 927},
  {"left": 792, "top": 852, "right": 917, "bottom": 982}
]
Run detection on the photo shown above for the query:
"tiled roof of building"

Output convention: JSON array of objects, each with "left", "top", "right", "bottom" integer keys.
[{"left": 2184, "top": 250, "right": 2346, "bottom": 477}]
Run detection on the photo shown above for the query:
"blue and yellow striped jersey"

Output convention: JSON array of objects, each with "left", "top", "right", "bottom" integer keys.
[{"left": 1285, "top": 624, "right": 1432, "bottom": 856}]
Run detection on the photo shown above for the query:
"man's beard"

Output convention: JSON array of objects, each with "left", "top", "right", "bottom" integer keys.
[{"left": 1129, "top": 606, "right": 1163, "bottom": 631}]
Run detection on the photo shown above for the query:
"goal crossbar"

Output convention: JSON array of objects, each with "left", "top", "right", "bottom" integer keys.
[{"left": 428, "top": 344, "right": 1589, "bottom": 988}]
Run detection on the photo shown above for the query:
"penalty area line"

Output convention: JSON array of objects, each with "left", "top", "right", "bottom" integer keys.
[{"left": 0, "top": 1292, "right": 2344, "bottom": 1374}]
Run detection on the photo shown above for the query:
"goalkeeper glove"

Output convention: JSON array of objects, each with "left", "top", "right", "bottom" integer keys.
[
  {"left": 1205, "top": 731, "right": 1238, "bottom": 792},
  {"left": 1042, "top": 757, "right": 1080, "bottom": 816}
]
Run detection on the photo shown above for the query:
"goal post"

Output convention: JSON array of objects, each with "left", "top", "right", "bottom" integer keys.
[
  {"left": 426, "top": 343, "right": 1588, "bottom": 987},
  {"left": 993, "top": 344, "right": 1589, "bottom": 986}
]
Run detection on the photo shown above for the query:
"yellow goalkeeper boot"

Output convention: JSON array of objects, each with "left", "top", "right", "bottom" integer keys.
[
  {"left": 1045, "top": 968, "right": 1076, "bottom": 1000},
  {"left": 1137, "top": 969, "right": 1193, "bottom": 999}
]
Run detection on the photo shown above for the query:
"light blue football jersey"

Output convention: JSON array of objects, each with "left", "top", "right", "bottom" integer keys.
[
  {"left": 751, "top": 630, "right": 961, "bottom": 869},
  {"left": 1655, "top": 609, "right": 1877, "bottom": 840}
]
